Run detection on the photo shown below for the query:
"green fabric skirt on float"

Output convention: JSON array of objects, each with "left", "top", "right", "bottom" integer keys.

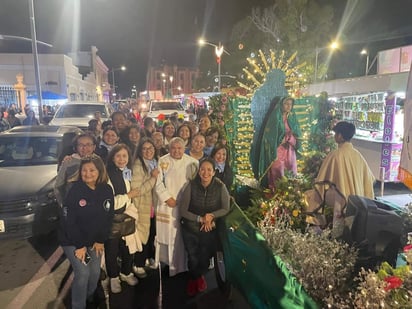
[{"left": 218, "top": 201, "right": 318, "bottom": 309}]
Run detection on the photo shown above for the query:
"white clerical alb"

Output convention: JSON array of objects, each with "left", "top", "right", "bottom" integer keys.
[{"left": 155, "top": 153, "right": 198, "bottom": 276}]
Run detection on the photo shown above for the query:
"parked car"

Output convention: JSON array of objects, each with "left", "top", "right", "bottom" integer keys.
[
  {"left": 49, "top": 102, "right": 114, "bottom": 129},
  {"left": 145, "top": 100, "right": 189, "bottom": 123},
  {"left": 0, "top": 125, "right": 83, "bottom": 239}
]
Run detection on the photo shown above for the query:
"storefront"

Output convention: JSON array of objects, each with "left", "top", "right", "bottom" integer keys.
[{"left": 335, "top": 92, "right": 404, "bottom": 182}]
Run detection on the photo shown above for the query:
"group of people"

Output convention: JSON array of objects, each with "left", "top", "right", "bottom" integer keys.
[
  {"left": 47, "top": 95, "right": 376, "bottom": 308},
  {"left": 55, "top": 109, "right": 232, "bottom": 308},
  {"left": 0, "top": 104, "right": 40, "bottom": 132}
]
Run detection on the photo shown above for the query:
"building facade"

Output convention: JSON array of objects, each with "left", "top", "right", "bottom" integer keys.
[
  {"left": 146, "top": 64, "right": 199, "bottom": 98},
  {"left": 0, "top": 46, "right": 110, "bottom": 111}
]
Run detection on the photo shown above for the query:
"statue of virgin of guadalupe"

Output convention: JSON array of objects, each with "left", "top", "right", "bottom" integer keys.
[{"left": 258, "top": 97, "right": 301, "bottom": 189}]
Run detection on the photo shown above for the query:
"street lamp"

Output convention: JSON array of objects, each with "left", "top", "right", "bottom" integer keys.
[
  {"left": 0, "top": 34, "right": 52, "bottom": 48},
  {"left": 0, "top": 4, "right": 54, "bottom": 123},
  {"left": 361, "top": 49, "right": 369, "bottom": 76},
  {"left": 314, "top": 41, "right": 339, "bottom": 82},
  {"left": 198, "top": 38, "right": 230, "bottom": 92},
  {"left": 162, "top": 78, "right": 166, "bottom": 97},
  {"left": 169, "top": 75, "right": 174, "bottom": 96},
  {"left": 111, "top": 65, "right": 126, "bottom": 100}
]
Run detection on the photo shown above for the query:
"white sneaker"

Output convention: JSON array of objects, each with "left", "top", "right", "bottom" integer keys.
[
  {"left": 132, "top": 266, "right": 147, "bottom": 278},
  {"left": 119, "top": 272, "right": 138, "bottom": 286},
  {"left": 208, "top": 257, "right": 215, "bottom": 269},
  {"left": 146, "top": 258, "right": 158, "bottom": 270},
  {"left": 110, "top": 277, "right": 122, "bottom": 294}
]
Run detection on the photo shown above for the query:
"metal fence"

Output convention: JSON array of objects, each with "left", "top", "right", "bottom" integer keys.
[{"left": 0, "top": 86, "right": 17, "bottom": 110}]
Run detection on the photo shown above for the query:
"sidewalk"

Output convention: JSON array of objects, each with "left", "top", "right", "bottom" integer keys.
[{"left": 374, "top": 181, "right": 412, "bottom": 208}]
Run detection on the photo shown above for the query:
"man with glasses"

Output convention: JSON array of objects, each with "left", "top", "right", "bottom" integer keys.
[{"left": 55, "top": 133, "right": 97, "bottom": 207}]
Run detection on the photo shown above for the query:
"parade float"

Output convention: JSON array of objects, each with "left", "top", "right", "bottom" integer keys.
[{"left": 206, "top": 50, "right": 412, "bottom": 308}]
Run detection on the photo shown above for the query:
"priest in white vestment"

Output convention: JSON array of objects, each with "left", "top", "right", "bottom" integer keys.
[
  {"left": 155, "top": 137, "right": 199, "bottom": 276},
  {"left": 316, "top": 121, "right": 375, "bottom": 200}
]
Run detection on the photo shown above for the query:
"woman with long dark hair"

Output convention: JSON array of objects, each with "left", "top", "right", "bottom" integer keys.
[
  {"left": 131, "top": 138, "right": 159, "bottom": 277},
  {"left": 180, "top": 158, "right": 230, "bottom": 296},
  {"left": 120, "top": 124, "right": 142, "bottom": 160},
  {"left": 210, "top": 143, "right": 233, "bottom": 191}
]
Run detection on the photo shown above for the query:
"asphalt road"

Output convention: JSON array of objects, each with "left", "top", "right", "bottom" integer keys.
[{"left": 0, "top": 231, "right": 250, "bottom": 309}]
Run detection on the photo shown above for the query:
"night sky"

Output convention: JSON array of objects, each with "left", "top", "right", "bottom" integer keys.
[{"left": 1, "top": 0, "right": 412, "bottom": 96}]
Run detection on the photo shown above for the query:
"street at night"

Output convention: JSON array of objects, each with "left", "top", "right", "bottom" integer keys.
[
  {"left": 1, "top": 1, "right": 412, "bottom": 308},
  {"left": 0, "top": 231, "right": 251, "bottom": 308}
]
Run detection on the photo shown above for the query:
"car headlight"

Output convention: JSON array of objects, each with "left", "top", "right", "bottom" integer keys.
[
  {"left": 35, "top": 189, "right": 57, "bottom": 207},
  {"left": 35, "top": 179, "right": 57, "bottom": 207}
]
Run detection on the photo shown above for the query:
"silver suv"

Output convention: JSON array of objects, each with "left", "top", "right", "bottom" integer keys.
[{"left": 0, "top": 125, "right": 82, "bottom": 239}]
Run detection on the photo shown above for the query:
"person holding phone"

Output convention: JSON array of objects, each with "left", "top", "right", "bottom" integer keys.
[{"left": 59, "top": 154, "right": 114, "bottom": 309}]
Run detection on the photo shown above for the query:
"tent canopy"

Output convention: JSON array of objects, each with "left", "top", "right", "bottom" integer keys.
[{"left": 27, "top": 91, "right": 67, "bottom": 100}]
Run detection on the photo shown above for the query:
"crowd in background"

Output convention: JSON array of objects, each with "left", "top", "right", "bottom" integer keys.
[{"left": 0, "top": 103, "right": 41, "bottom": 132}]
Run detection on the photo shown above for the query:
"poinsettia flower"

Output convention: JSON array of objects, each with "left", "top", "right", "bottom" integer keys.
[
  {"left": 403, "top": 244, "right": 412, "bottom": 252},
  {"left": 383, "top": 276, "right": 403, "bottom": 291}
]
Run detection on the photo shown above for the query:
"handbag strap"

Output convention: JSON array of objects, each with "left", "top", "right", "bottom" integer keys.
[{"left": 114, "top": 204, "right": 127, "bottom": 214}]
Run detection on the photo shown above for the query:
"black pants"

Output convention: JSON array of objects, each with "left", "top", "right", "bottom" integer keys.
[
  {"left": 134, "top": 217, "right": 156, "bottom": 267},
  {"left": 182, "top": 225, "right": 217, "bottom": 279},
  {"left": 104, "top": 237, "right": 133, "bottom": 278}
]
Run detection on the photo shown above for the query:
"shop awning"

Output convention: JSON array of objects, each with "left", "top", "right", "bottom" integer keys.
[{"left": 27, "top": 91, "right": 67, "bottom": 100}]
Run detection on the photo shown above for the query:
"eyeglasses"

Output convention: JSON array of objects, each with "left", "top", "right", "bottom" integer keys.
[
  {"left": 77, "top": 143, "right": 94, "bottom": 148},
  {"left": 142, "top": 146, "right": 154, "bottom": 151}
]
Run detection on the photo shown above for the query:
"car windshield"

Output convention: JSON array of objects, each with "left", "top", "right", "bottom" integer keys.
[
  {"left": 0, "top": 136, "right": 60, "bottom": 166},
  {"left": 151, "top": 102, "right": 183, "bottom": 111},
  {"left": 54, "top": 104, "right": 108, "bottom": 118}
]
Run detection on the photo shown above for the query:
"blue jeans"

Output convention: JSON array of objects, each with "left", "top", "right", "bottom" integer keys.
[{"left": 62, "top": 245, "right": 102, "bottom": 309}]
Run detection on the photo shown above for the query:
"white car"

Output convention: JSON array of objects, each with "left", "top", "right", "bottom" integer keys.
[
  {"left": 49, "top": 102, "right": 114, "bottom": 129},
  {"left": 145, "top": 100, "right": 188, "bottom": 123}
]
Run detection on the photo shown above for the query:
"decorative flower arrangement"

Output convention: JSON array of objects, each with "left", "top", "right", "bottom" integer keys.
[
  {"left": 354, "top": 260, "right": 412, "bottom": 308},
  {"left": 157, "top": 113, "right": 166, "bottom": 126},
  {"left": 259, "top": 219, "right": 357, "bottom": 308},
  {"left": 259, "top": 214, "right": 412, "bottom": 308},
  {"left": 246, "top": 172, "right": 311, "bottom": 231},
  {"left": 299, "top": 151, "right": 327, "bottom": 184},
  {"left": 250, "top": 170, "right": 412, "bottom": 308}
]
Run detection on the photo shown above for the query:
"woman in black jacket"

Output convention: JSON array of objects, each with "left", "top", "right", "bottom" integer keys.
[
  {"left": 180, "top": 158, "right": 230, "bottom": 297},
  {"left": 210, "top": 143, "right": 233, "bottom": 191},
  {"left": 59, "top": 154, "right": 114, "bottom": 309},
  {"left": 105, "top": 144, "right": 140, "bottom": 293}
]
